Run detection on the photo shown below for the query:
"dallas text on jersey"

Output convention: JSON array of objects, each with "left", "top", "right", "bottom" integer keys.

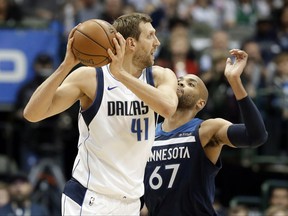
[{"left": 107, "top": 101, "right": 149, "bottom": 116}]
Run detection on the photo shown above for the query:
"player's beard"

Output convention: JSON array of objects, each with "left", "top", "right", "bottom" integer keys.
[
  {"left": 133, "top": 49, "right": 153, "bottom": 69},
  {"left": 177, "top": 93, "right": 197, "bottom": 110}
]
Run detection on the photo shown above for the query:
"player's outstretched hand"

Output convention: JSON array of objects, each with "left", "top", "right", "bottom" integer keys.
[
  {"left": 224, "top": 49, "right": 248, "bottom": 79},
  {"left": 63, "top": 25, "right": 81, "bottom": 66},
  {"left": 108, "top": 32, "right": 126, "bottom": 79}
]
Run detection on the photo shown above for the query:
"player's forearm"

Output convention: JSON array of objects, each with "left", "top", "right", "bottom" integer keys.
[
  {"left": 226, "top": 75, "right": 247, "bottom": 100},
  {"left": 23, "top": 63, "right": 72, "bottom": 122},
  {"left": 227, "top": 96, "right": 268, "bottom": 148},
  {"left": 117, "top": 73, "right": 177, "bottom": 118}
]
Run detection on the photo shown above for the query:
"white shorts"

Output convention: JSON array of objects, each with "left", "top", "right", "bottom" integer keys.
[{"left": 61, "top": 178, "right": 141, "bottom": 216}]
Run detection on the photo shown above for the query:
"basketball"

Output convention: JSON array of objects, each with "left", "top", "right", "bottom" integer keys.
[{"left": 72, "top": 19, "right": 117, "bottom": 67}]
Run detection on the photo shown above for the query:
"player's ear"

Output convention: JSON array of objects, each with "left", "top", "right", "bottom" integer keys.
[
  {"left": 196, "top": 99, "right": 206, "bottom": 112},
  {"left": 126, "top": 37, "right": 136, "bottom": 48}
]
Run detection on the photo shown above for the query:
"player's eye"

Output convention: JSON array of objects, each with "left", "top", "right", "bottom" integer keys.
[{"left": 188, "top": 82, "right": 195, "bottom": 87}]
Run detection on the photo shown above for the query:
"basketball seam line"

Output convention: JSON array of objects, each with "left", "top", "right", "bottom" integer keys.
[{"left": 92, "top": 20, "right": 115, "bottom": 50}]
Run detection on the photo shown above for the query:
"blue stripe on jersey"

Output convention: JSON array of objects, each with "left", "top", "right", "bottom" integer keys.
[
  {"left": 63, "top": 178, "right": 87, "bottom": 206},
  {"left": 145, "top": 66, "right": 158, "bottom": 124},
  {"left": 82, "top": 67, "right": 104, "bottom": 126},
  {"left": 146, "top": 67, "right": 154, "bottom": 87}
]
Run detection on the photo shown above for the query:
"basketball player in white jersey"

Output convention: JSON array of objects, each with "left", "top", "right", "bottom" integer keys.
[{"left": 23, "top": 13, "right": 178, "bottom": 215}]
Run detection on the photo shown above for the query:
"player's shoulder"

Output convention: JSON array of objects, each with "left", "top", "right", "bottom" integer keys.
[
  {"left": 202, "top": 118, "right": 231, "bottom": 124},
  {"left": 201, "top": 118, "right": 231, "bottom": 128},
  {"left": 64, "top": 66, "right": 97, "bottom": 89},
  {"left": 151, "top": 65, "right": 174, "bottom": 74},
  {"left": 73, "top": 65, "right": 96, "bottom": 73},
  {"left": 151, "top": 65, "right": 177, "bottom": 84},
  {"left": 68, "top": 66, "right": 96, "bottom": 79},
  {"left": 199, "top": 118, "right": 232, "bottom": 140}
]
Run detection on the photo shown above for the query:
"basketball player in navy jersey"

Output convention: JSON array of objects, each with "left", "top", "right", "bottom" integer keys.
[
  {"left": 23, "top": 13, "right": 178, "bottom": 215},
  {"left": 142, "top": 49, "right": 268, "bottom": 216}
]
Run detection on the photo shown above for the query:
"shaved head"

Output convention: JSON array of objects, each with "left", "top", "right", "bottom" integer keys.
[{"left": 185, "top": 74, "right": 208, "bottom": 103}]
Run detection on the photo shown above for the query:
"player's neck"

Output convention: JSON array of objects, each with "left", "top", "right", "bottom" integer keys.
[
  {"left": 122, "top": 58, "right": 143, "bottom": 77},
  {"left": 162, "top": 110, "right": 195, "bottom": 132}
]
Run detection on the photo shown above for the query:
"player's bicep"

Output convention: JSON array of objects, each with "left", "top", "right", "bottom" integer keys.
[
  {"left": 154, "top": 67, "right": 178, "bottom": 102},
  {"left": 47, "top": 69, "right": 86, "bottom": 117},
  {"left": 200, "top": 118, "right": 234, "bottom": 147},
  {"left": 158, "top": 69, "right": 177, "bottom": 91},
  {"left": 49, "top": 82, "right": 81, "bottom": 115},
  {"left": 215, "top": 123, "right": 235, "bottom": 147}
]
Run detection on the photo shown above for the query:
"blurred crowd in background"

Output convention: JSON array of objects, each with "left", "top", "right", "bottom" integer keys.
[{"left": 0, "top": 0, "right": 288, "bottom": 215}]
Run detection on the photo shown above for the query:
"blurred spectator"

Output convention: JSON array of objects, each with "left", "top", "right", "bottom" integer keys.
[
  {"left": 261, "top": 52, "right": 288, "bottom": 155},
  {"left": 198, "top": 29, "right": 230, "bottom": 76},
  {"left": 251, "top": 16, "right": 281, "bottom": 63},
  {"left": 126, "top": 0, "right": 148, "bottom": 13},
  {"left": 0, "top": 181, "right": 9, "bottom": 207},
  {"left": 227, "top": 205, "right": 249, "bottom": 216},
  {"left": 276, "top": 5, "right": 288, "bottom": 52},
  {"left": 20, "top": 0, "right": 64, "bottom": 22},
  {"left": 241, "top": 39, "right": 268, "bottom": 100},
  {"left": 189, "top": 0, "right": 221, "bottom": 29},
  {"left": 122, "top": 2, "right": 137, "bottom": 15},
  {"left": 62, "top": 0, "right": 76, "bottom": 37},
  {"left": 74, "top": 0, "right": 103, "bottom": 23},
  {"left": 155, "top": 18, "right": 199, "bottom": 77},
  {"left": 149, "top": 0, "right": 184, "bottom": 37},
  {"left": 0, "top": 172, "right": 49, "bottom": 216},
  {"left": 235, "top": 0, "right": 258, "bottom": 27},
  {"left": 212, "top": 0, "right": 237, "bottom": 29},
  {"left": 0, "top": 0, "right": 23, "bottom": 27},
  {"left": 13, "top": 53, "right": 63, "bottom": 172},
  {"left": 265, "top": 205, "right": 288, "bottom": 216},
  {"left": 198, "top": 52, "right": 240, "bottom": 123},
  {"left": 99, "top": 0, "right": 124, "bottom": 24},
  {"left": 0, "top": 154, "right": 18, "bottom": 175},
  {"left": 269, "top": 187, "right": 288, "bottom": 208}
]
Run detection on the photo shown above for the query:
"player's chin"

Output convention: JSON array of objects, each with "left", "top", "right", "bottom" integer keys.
[
  {"left": 145, "top": 59, "right": 154, "bottom": 67},
  {"left": 177, "top": 88, "right": 183, "bottom": 97},
  {"left": 150, "top": 56, "right": 155, "bottom": 65}
]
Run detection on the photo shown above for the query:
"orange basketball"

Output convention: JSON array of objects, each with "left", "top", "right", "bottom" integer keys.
[{"left": 72, "top": 19, "right": 116, "bottom": 67}]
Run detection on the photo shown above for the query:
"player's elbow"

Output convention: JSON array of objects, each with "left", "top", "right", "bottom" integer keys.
[
  {"left": 250, "top": 130, "right": 268, "bottom": 148},
  {"left": 160, "top": 102, "right": 177, "bottom": 119},
  {"left": 23, "top": 108, "right": 39, "bottom": 122}
]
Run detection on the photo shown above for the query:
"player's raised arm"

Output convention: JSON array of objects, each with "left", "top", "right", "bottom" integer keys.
[
  {"left": 217, "top": 49, "right": 268, "bottom": 148},
  {"left": 224, "top": 49, "right": 249, "bottom": 100},
  {"left": 23, "top": 26, "right": 81, "bottom": 122}
]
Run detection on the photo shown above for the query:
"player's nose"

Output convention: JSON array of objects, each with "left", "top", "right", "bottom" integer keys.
[
  {"left": 178, "top": 81, "right": 184, "bottom": 87},
  {"left": 154, "top": 36, "right": 160, "bottom": 46}
]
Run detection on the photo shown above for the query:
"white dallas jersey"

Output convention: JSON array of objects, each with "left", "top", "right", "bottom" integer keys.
[{"left": 72, "top": 65, "right": 156, "bottom": 200}]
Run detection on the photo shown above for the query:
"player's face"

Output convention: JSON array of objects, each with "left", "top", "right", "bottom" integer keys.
[
  {"left": 177, "top": 75, "right": 201, "bottom": 109},
  {"left": 133, "top": 22, "right": 160, "bottom": 68}
]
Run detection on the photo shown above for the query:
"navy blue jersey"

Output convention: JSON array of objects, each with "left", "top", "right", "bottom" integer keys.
[{"left": 144, "top": 118, "right": 222, "bottom": 216}]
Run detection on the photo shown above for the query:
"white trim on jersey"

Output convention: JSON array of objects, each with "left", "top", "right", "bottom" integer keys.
[{"left": 154, "top": 136, "right": 196, "bottom": 147}]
